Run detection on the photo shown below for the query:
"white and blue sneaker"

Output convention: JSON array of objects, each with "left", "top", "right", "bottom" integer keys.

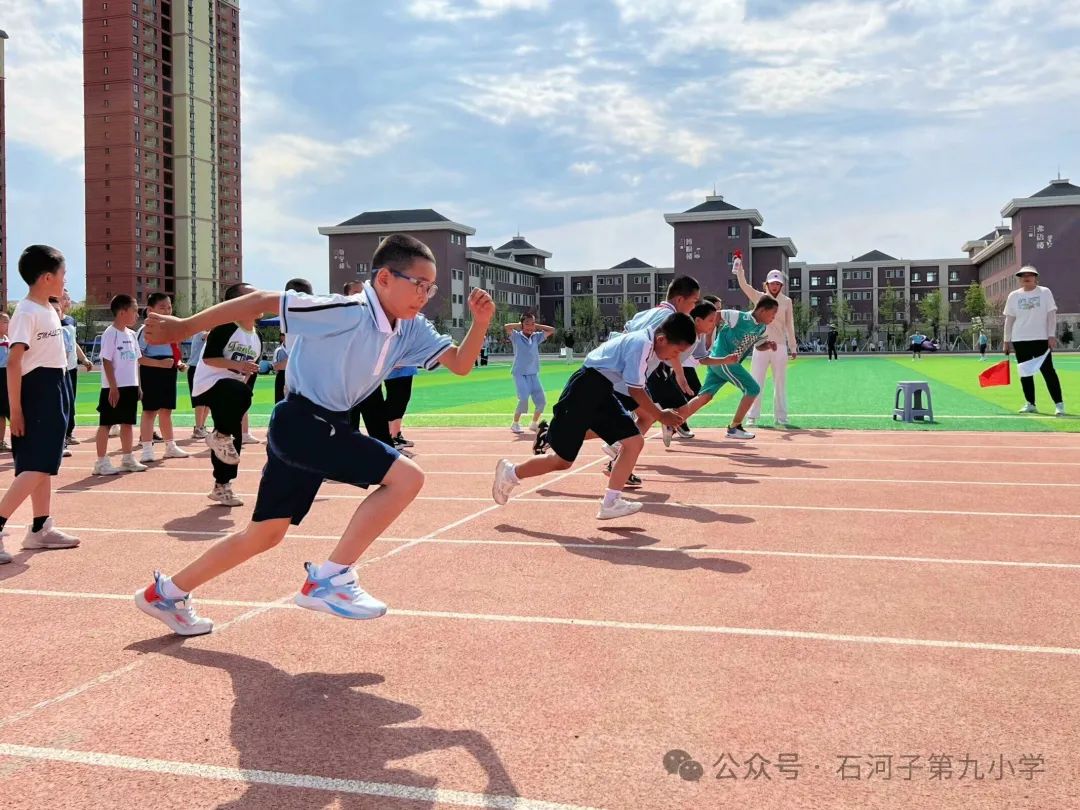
[
  {"left": 294, "top": 562, "right": 387, "bottom": 620},
  {"left": 134, "top": 571, "right": 213, "bottom": 636}
]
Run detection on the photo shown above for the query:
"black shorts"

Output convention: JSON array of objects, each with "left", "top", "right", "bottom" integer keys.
[
  {"left": 0, "top": 372, "right": 9, "bottom": 418},
  {"left": 12, "top": 367, "right": 69, "bottom": 475},
  {"left": 140, "top": 363, "right": 178, "bottom": 411},
  {"left": 187, "top": 365, "right": 198, "bottom": 406},
  {"left": 252, "top": 394, "right": 401, "bottom": 526},
  {"left": 246, "top": 373, "right": 257, "bottom": 392},
  {"left": 545, "top": 368, "right": 641, "bottom": 463},
  {"left": 274, "top": 371, "right": 286, "bottom": 404},
  {"left": 97, "top": 385, "right": 140, "bottom": 426}
]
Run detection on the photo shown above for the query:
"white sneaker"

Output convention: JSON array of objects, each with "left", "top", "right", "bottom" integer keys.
[
  {"left": 529, "top": 421, "right": 541, "bottom": 431},
  {"left": 0, "top": 533, "right": 12, "bottom": 564},
  {"left": 163, "top": 442, "right": 191, "bottom": 459},
  {"left": 208, "top": 483, "right": 244, "bottom": 507},
  {"left": 661, "top": 425, "right": 673, "bottom": 448},
  {"left": 121, "top": 454, "right": 148, "bottom": 472},
  {"left": 294, "top": 562, "right": 387, "bottom": 620},
  {"left": 109, "top": 425, "right": 120, "bottom": 437},
  {"left": 1056, "top": 403, "right": 1066, "bottom": 417},
  {"left": 727, "top": 425, "right": 756, "bottom": 440},
  {"left": 62, "top": 448, "right": 72, "bottom": 458},
  {"left": 597, "top": 496, "right": 643, "bottom": 520},
  {"left": 140, "top": 444, "right": 156, "bottom": 464},
  {"left": 492, "top": 459, "right": 519, "bottom": 505},
  {"left": 192, "top": 426, "right": 208, "bottom": 440},
  {"left": 135, "top": 572, "right": 214, "bottom": 636},
  {"left": 93, "top": 457, "right": 122, "bottom": 476},
  {"left": 1018, "top": 403, "right": 1037, "bottom": 414},
  {"left": 205, "top": 431, "right": 241, "bottom": 465},
  {"left": 601, "top": 441, "right": 621, "bottom": 461},
  {"left": 675, "top": 425, "right": 694, "bottom": 440},
  {"left": 242, "top": 432, "right": 260, "bottom": 445},
  {"left": 510, "top": 422, "right": 523, "bottom": 434},
  {"left": 22, "top": 519, "right": 81, "bottom": 550}
]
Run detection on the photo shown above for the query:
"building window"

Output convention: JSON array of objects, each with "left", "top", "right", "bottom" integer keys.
[
  {"left": 728, "top": 225, "right": 740, "bottom": 237},
  {"left": 950, "top": 271, "right": 959, "bottom": 281},
  {"left": 728, "top": 278, "right": 737, "bottom": 290},
  {"left": 926, "top": 272, "right": 936, "bottom": 283},
  {"left": 811, "top": 276, "right": 820, "bottom": 287},
  {"left": 827, "top": 277, "right": 835, "bottom": 286},
  {"left": 810, "top": 295, "right": 819, "bottom": 305}
]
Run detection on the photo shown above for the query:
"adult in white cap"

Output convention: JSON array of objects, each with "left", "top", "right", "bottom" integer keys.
[
  {"left": 735, "top": 262, "right": 798, "bottom": 426},
  {"left": 1004, "top": 265, "right": 1065, "bottom": 416}
]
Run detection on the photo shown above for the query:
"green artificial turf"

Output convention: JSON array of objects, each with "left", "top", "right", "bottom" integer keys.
[{"left": 70, "top": 352, "right": 1080, "bottom": 432}]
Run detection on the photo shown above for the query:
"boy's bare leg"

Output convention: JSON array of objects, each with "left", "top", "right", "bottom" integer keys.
[
  {"left": 171, "top": 518, "right": 291, "bottom": 592},
  {"left": 95, "top": 425, "right": 109, "bottom": 458},
  {"left": 327, "top": 455, "right": 425, "bottom": 565},
  {"left": 195, "top": 405, "right": 209, "bottom": 430},
  {"left": 678, "top": 392, "right": 715, "bottom": 421},
  {"left": 511, "top": 453, "right": 572, "bottom": 480},
  {"left": 28, "top": 475, "right": 51, "bottom": 517},
  {"left": 0, "top": 471, "right": 49, "bottom": 517},
  {"left": 159, "top": 410, "right": 174, "bottom": 441},
  {"left": 139, "top": 411, "right": 156, "bottom": 445},
  {"left": 0, "top": 417, "right": 6, "bottom": 443},
  {"left": 730, "top": 394, "right": 757, "bottom": 426},
  {"left": 607, "top": 433, "right": 644, "bottom": 489},
  {"left": 119, "top": 424, "right": 134, "bottom": 454}
]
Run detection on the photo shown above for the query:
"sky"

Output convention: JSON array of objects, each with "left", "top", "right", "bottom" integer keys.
[{"left": 2, "top": 0, "right": 1079, "bottom": 300}]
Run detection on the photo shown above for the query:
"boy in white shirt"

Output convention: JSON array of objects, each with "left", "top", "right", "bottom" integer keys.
[
  {"left": 1004, "top": 266, "right": 1065, "bottom": 415},
  {"left": 0, "top": 246, "right": 81, "bottom": 564},
  {"left": 94, "top": 295, "right": 147, "bottom": 474}
]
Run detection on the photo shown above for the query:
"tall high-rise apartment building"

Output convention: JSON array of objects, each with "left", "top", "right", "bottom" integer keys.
[{"left": 83, "top": 0, "right": 241, "bottom": 317}]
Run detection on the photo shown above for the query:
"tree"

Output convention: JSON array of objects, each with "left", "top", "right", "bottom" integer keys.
[
  {"left": 792, "top": 299, "right": 818, "bottom": 343},
  {"left": 427, "top": 299, "right": 452, "bottom": 336},
  {"left": 621, "top": 298, "right": 639, "bottom": 325},
  {"left": 1061, "top": 322, "right": 1075, "bottom": 347},
  {"left": 917, "top": 290, "right": 947, "bottom": 338},
  {"left": 830, "top": 294, "right": 852, "bottom": 340},
  {"left": 878, "top": 286, "right": 901, "bottom": 349},
  {"left": 962, "top": 282, "right": 988, "bottom": 321},
  {"left": 571, "top": 296, "right": 602, "bottom": 350}
]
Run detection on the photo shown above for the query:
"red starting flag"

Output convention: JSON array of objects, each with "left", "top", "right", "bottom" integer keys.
[{"left": 978, "top": 360, "right": 1010, "bottom": 387}]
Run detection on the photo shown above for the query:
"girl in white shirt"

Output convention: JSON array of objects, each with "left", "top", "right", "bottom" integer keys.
[{"left": 735, "top": 261, "right": 798, "bottom": 427}]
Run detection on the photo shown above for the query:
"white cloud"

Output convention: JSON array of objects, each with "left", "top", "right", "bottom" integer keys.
[
  {"left": 1, "top": 0, "right": 84, "bottom": 163},
  {"left": 406, "top": 0, "right": 549, "bottom": 22},
  {"left": 458, "top": 67, "right": 715, "bottom": 166},
  {"left": 570, "top": 161, "right": 600, "bottom": 176},
  {"left": 529, "top": 209, "right": 674, "bottom": 271}
]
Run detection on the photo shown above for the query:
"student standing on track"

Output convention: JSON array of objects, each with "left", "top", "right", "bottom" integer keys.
[
  {"left": 137, "top": 293, "right": 190, "bottom": 464},
  {"left": 59, "top": 292, "right": 92, "bottom": 447},
  {"left": 186, "top": 330, "right": 210, "bottom": 439},
  {"left": 735, "top": 259, "right": 797, "bottom": 427},
  {"left": 0, "top": 314, "right": 10, "bottom": 453},
  {"left": 506, "top": 313, "right": 555, "bottom": 434},
  {"left": 94, "top": 295, "right": 148, "bottom": 475},
  {"left": 134, "top": 234, "right": 494, "bottom": 635},
  {"left": 1004, "top": 265, "right": 1065, "bottom": 416},
  {"left": 0, "top": 246, "right": 82, "bottom": 564}
]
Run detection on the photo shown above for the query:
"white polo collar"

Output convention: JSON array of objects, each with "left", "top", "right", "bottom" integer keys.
[{"left": 363, "top": 282, "right": 401, "bottom": 336}]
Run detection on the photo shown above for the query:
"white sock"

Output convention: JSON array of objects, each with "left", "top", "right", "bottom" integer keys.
[
  {"left": 507, "top": 464, "right": 521, "bottom": 484},
  {"left": 97, "top": 455, "right": 107, "bottom": 463},
  {"left": 314, "top": 560, "right": 350, "bottom": 579},
  {"left": 159, "top": 575, "right": 187, "bottom": 600},
  {"left": 602, "top": 489, "right": 621, "bottom": 507},
  {"left": 122, "top": 453, "right": 134, "bottom": 461},
  {"left": 167, "top": 441, "right": 180, "bottom": 450}
]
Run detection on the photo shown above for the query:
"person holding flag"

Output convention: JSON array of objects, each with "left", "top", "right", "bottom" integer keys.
[{"left": 1004, "top": 266, "right": 1065, "bottom": 416}]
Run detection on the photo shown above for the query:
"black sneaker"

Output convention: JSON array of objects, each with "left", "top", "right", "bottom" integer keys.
[
  {"left": 603, "top": 460, "right": 642, "bottom": 488},
  {"left": 532, "top": 421, "right": 550, "bottom": 455},
  {"left": 394, "top": 433, "right": 414, "bottom": 448},
  {"left": 153, "top": 431, "right": 163, "bottom": 441},
  {"left": 675, "top": 425, "right": 694, "bottom": 439}
]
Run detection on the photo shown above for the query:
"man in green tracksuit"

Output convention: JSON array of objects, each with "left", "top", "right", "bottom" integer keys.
[{"left": 677, "top": 297, "right": 779, "bottom": 439}]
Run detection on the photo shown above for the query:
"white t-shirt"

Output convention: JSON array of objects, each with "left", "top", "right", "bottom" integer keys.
[
  {"left": 1004, "top": 286, "right": 1057, "bottom": 342},
  {"left": 8, "top": 298, "right": 67, "bottom": 373},
  {"left": 192, "top": 323, "right": 261, "bottom": 397},
  {"left": 99, "top": 325, "right": 142, "bottom": 387},
  {"left": 63, "top": 324, "right": 79, "bottom": 370}
]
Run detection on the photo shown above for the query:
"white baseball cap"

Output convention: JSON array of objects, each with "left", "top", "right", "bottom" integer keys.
[
  {"left": 765, "top": 269, "right": 786, "bottom": 285},
  {"left": 1015, "top": 265, "right": 1039, "bottom": 277}
]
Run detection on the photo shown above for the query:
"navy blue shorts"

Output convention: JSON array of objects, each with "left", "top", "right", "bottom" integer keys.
[
  {"left": 12, "top": 367, "right": 69, "bottom": 476},
  {"left": 545, "top": 368, "right": 641, "bottom": 463},
  {"left": 140, "top": 363, "right": 177, "bottom": 411},
  {"left": 0, "top": 372, "right": 9, "bottom": 418},
  {"left": 252, "top": 394, "right": 401, "bottom": 526},
  {"left": 97, "top": 385, "right": 139, "bottom": 426}
]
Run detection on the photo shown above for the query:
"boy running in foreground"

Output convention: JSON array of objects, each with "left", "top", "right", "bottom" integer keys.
[{"left": 134, "top": 235, "right": 494, "bottom": 635}]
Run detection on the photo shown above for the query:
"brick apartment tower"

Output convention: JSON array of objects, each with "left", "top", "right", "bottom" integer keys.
[
  {"left": 83, "top": 0, "right": 241, "bottom": 319},
  {"left": 0, "top": 30, "right": 8, "bottom": 309}
]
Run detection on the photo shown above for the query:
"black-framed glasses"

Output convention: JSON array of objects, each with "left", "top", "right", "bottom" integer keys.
[{"left": 388, "top": 269, "right": 438, "bottom": 300}]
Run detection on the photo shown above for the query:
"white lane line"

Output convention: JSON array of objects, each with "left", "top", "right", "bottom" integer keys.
[
  {"left": 5, "top": 530, "right": 1078, "bottom": 570},
  {"left": 1, "top": 590, "right": 1078, "bottom": 657},
  {"left": 47, "top": 488, "right": 1080, "bottom": 518},
  {"left": 0, "top": 744, "right": 597, "bottom": 810}
]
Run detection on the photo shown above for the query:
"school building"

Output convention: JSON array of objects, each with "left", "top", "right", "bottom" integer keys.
[{"left": 318, "top": 177, "right": 1080, "bottom": 340}]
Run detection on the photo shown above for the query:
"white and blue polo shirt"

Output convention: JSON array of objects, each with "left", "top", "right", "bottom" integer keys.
[
  {"left": 280, "top": 283, "right": 453, "bottom": 413},
  {"left": 583, "top": 327, "right": 656, "bottom": 395},
  {"left": 509, "top": 330, "right": 544, "bottom": 376}
]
